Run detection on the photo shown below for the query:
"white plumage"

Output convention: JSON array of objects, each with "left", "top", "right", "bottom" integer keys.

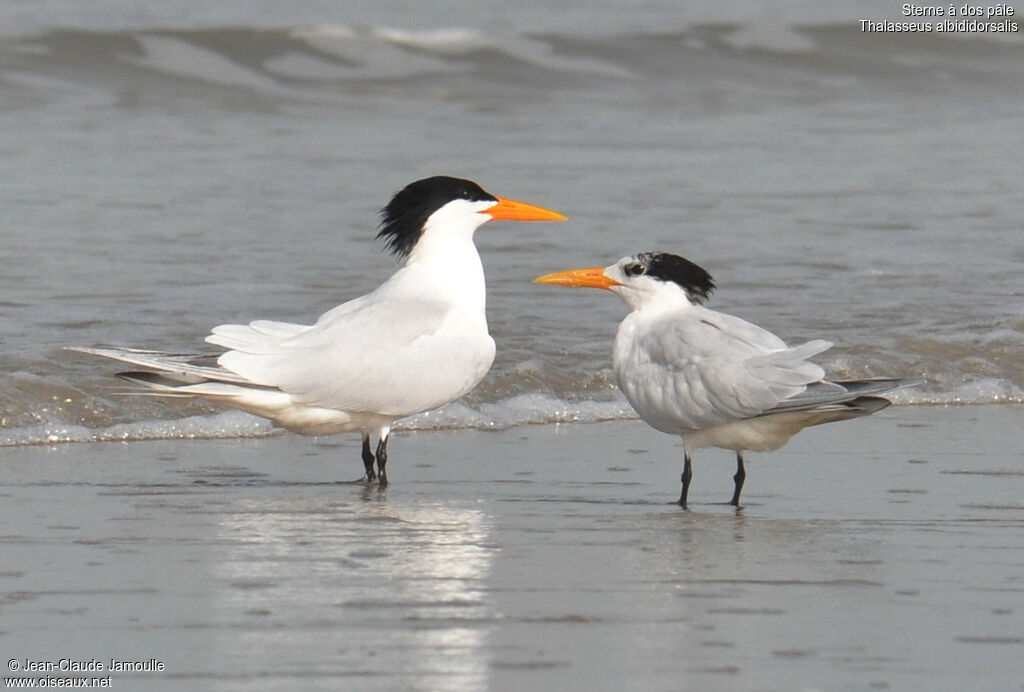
[
  {"left": 72, "top": 176, "right": 565, "bottom": 483},
  {"left": 535, "top": 251, "right": 914, "bottom": 508}
]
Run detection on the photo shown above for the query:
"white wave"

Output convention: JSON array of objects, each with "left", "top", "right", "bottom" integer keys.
[
  {"left": 890, "top": 378, "right": 1024, "bottom": 406},
  {"left": 126, "top": 34, "right": 280, "bottom": 90},
  {"left": 294, "top": 24, "right": 633, "bottom": 81},
  {"left": 0, "top": 410, "right": 277, "bottom": 447},
  {"left": 397, "top": 393, "right": 638, "bottom": 431},
  {"left": 263, "top": 52, "right": 354, "bottom": 81},
  {"left": 292, "top": 24, "right": 357, "bottom": 40},
  {"left": 374, "top": 27, "right": 495, "bottom": 55},
  {"left": 0, "top": 394, "right": 636, "bottom": 447},
  {"left": 292, "top": 25, "right": 460, "bottom": 81},
  {"left": 1, "top": 384, "right": 1017, "bottom": 448},
  {"left": 372, "top": 25, "right": 635, "bottom": 78},
  {"left": 722, "top": 23, "right": 818, "bottom": 53}
]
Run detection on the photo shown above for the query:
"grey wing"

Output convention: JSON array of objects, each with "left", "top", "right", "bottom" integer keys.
[{"left": 634, "top": 310, "right": 833, "bottom": 429}]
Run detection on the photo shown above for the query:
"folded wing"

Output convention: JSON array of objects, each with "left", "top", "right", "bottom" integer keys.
[
  {"left": 626, "top": 308, "right": 916, "bottom": 433},
  {"left": 624, "top": 309, "right": 832, "bottom": 431},
  {"left": 207, "top": 293, "right": 494, "bottom": 416}
]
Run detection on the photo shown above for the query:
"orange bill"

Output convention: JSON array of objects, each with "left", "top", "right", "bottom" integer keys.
[
  {"left": 486, "top": 197, "right": 567, "bottom": 222},
  {"left": 532, "top": 267, "right": 622, "bottom": 290}
]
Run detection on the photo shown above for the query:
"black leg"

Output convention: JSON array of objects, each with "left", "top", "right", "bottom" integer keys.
[
  {"left": 361, "top": 434, "right": 377, "bottom": 482},
  {"left": 679, "top": 452, "right": 693, "bottom": 509},
  {"left": 729, "top": 452, "right": 746, "bottom": 507},
  {"left": 375, "top": 435, "right": 389, "bottom": 487}
]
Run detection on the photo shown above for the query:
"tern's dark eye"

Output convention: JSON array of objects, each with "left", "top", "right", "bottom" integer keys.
[{"left": 624, "top": 262, "right": 646, "bottom": 277}]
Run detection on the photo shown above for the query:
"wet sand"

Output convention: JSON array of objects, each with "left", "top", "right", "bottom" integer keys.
[{"left": 2, "top": 405, "right": 1023, "bottom": 691}]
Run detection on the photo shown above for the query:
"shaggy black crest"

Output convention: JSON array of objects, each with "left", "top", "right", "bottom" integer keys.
[
  {"left": 377, "top": 176, "right": 497, "bottom": 258},
  {"left": 637, "top": 251, "right": 716, "bottom": 304}
]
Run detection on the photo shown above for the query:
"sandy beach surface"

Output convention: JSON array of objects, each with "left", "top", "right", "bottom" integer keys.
[{"left": 2, "top": 405, "right": 1022, "bottom": 691}]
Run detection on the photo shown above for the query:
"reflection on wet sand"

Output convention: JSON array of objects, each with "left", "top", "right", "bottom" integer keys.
[
  {"left": 210, "top": 491, "right": 496, "bottom": 690},
  {"left": 2, "top": 408, "right": 1021, "bottom": 690}
]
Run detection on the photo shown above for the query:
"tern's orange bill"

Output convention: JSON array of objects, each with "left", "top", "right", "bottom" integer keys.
[
  {"left": 532, "top": 267, "right": 622, "bottom": 290},
  {"left": 486, "top": 197, "right": 567, "bottom": 222}
]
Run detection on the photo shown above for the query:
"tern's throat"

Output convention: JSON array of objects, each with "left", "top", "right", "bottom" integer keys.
[{"left": 404, "top": 235, "right": 488, "bottom": 320}]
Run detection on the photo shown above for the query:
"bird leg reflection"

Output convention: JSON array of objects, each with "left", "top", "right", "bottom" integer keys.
[
  {"left": 729, "top": 452, "right": 746, "bottom": 507},
  {"left": 376, "top": 436, "right": 389, "bottom": 486}
]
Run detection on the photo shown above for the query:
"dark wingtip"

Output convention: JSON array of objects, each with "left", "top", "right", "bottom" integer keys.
[{"left": 844, "top": 395, "right": 892, "bottom": 416}]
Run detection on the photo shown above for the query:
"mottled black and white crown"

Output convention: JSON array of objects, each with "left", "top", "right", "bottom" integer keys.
[{"left": 624, "top": 252, "right": 716, "bottom": 304}]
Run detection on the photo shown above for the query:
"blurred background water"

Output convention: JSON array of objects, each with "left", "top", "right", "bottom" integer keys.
[{"left": 1, "top": 0, "right": 1022, "bottom": 444}]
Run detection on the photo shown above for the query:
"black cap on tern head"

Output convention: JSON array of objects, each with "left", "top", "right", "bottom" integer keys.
[
  {"left": 633, "top": 251, "right": 716, "bottom": 304},
  {"left": 377, "top": 176, "right": 498, "bottom": 258}
]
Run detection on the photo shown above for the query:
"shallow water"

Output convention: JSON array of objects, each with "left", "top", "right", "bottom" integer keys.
[
  {"left": 3, "top": 406, "right": 1023, "bottom": 690},
  {"left": 1, "top": 8, "right": 1023, "bottom": 685},
  {"left": 1, "top": 2, "right": 1023, "bottom": 445}
]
